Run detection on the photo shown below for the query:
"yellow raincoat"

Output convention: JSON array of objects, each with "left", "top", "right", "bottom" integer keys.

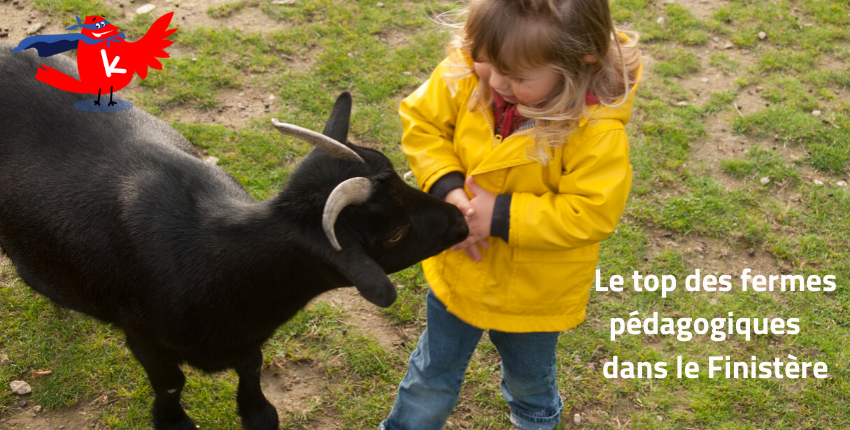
[{"left": 400, "top": 53, "right": 639, "bottom": 333}]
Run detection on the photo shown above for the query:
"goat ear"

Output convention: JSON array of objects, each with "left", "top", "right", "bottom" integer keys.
[
  {"left": 322, "top": 92, "right": 352, "bottom": 144},
  {"left": 329, "top": 245, "right": 397, "bottom": 308}
]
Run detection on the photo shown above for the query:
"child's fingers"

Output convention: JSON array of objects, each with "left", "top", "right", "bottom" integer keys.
[
  {"left": 464, "top": 245, "right": 483, "bottom": 262},
  {"left": 465, "top": 176, "right": 483, "bottom": 197},
  {"left": 477, "top": 239, "right": 490, "bottom": 250}
]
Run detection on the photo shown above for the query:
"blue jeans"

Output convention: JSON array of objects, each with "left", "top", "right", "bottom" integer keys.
[{"left": 379, "top": 290, "right": 563, "bottom": 430}]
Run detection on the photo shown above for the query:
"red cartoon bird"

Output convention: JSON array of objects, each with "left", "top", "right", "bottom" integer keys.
[{"left": 14, "top": 13, "right": 177, "bottom": 106}]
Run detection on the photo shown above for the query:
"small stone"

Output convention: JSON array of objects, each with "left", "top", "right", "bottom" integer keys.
[
  {"left": 657, "top": 17, "right": 665, "bottom": 25},
  {"left": 713, "top": 37, "right": 720, "bottom": 42},
  {"left": 396, "top": 284, "right": 406, "bottom": 290},
  {"left": 271, "top": 0, "right": 297, "bottom": 3},
  {"left": 204, "top": 156, "right": 219, "bottom": 166},
  {"left": 268, "top": 94, "right": 276, "bottom": 100},
  {"left": 403, "top": 171, "right": 414, "bottom": 180},
  {"left": 724, "top": 42, "right": 734, "bottom": 49},
  {"left": 376, "top": 1, "right": 384, "bottom": 6},
  {"left": 403, "top": 71, "right": 412, "bottom": 76},
  {"left": 33, "top": 406, "right": 42, "bottom": 413},
  {"left": 701, "top": 78, "right": 709, "bottom": 83},
  {"left": 814, "top": 179, "right": 824, "bottom": 186},
  {"left": 25, "top": 23, "right": 43, "bottom": 35},
  {"left": 0, "top": 355, "right": 10, "bottom": 367},
  {"left": 657, "top": 415, "right": 663, "bottom": 422},
  {"left": 760, "top": 177, "right": 770, "bottom": 185},
  {"left": 573, "top": 413, "right": 582, "bottom": 425},
  {"left": 811, "top": 110, "right": 822, "bottom": 117},
  {"left": 676, "top": 101, "right": 689, "bottom": 106},
  {"left": 758, "top": 31, "right": 767, "bottom": 40},
  {"left": 18, "top": 400, "right": 26, "bottom": 408},
  {"left": 136, "top": 4, "right": 155, "bottom": 14},
  {"left": 837, "top": 181, "right": 847, "bottom": 187},
  {"left": 10, "top": 380, "right": 31, "bottom": 395},
  {"left": 748, "top": 248, "right": 756, "bottom": 257},
  {"left": 191, "top": 57, "right": 197, "bottom": 62}
]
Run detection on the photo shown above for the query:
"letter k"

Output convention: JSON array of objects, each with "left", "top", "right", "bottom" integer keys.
[{"left": 101, "top": 49, "right": 127, "bottom": 77}]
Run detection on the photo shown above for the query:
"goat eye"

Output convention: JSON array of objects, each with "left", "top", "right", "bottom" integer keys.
[{"left": 386, "top": 225, "right": 410, "bottom": 244}]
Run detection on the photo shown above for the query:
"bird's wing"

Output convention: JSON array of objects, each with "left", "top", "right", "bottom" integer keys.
[
  {"left": 120, "top": 12, "right": 177, "bottom": 80},
  {"left": 12, "top": 34, "right": 87, "bottom": 57}
]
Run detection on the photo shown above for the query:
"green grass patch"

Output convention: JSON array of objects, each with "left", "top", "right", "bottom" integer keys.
[
  {"left": 207, "top": 1, "right": 247, "bottom": 18},
  {"left": 651, "top": 46, "right": 702, "bottom": 78},
  {"left": 721, "top": 145, "right": 800, "bottom": 185},
  {"left": 734, "top": 107, "right": 850, "bottom": 173}
]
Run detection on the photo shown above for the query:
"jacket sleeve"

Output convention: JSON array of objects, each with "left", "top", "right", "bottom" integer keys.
[
  {"left": 508, "top": 127, "right": 632, "bottom": 251},
  {"left": 399, "top": 58, "right": 471, "bottom": 193}
]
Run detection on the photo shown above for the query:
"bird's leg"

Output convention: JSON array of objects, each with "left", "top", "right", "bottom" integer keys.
[
  {"left": 94, "top": 88, "right": 102, "bottom": 106},
  {"left": 108, "top": 86, "right": 117, "bottom": 107}
]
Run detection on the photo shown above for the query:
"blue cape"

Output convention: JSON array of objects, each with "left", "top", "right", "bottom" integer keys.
[{"left": 13, "top": 33, "right": 126, "bottom": 57}]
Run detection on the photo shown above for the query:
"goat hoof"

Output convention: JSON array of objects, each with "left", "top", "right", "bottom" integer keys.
[
  {"left": 152, "top": 407, "right": 196, "bottom": 430},
  {"left": 153, "top": 417, "right": 196, "bottom": 430},
  {"left": 240, "top": 400, "right": 279, "bottom": 430}
]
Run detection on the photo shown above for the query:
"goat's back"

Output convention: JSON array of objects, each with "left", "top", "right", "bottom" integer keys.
[{"left": 0, "top": 45, "right": 254, "bottom": 322}]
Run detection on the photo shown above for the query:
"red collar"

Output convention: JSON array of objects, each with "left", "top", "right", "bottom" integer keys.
[{"left": 490, "top": 89, "right": 599, "bottom": 137}]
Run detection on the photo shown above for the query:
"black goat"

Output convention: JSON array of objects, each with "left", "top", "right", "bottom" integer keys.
[{"left": 0, "top": 45, "right": 468, "bottom": 429}]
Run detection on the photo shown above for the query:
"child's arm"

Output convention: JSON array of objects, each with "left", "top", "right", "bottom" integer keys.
[
  {"left": 399, "top": 59, "right": 470, "bottom": 195},
  {"left": 506, "top": 127, "right": 632, "bottom": 251}
]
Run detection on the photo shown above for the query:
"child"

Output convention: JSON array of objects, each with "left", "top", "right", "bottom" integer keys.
[{"left": 380, "top": 0, "right": 641, "bottom": 428}]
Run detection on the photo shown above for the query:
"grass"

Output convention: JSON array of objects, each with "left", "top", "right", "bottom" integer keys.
[{"left": 2, "top": 0, "right": 850, "bottom": 428}]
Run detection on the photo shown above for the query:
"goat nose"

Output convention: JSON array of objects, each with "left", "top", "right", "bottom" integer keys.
[{"left": 449, "top": 216, "right": 469, "bottom": 244}]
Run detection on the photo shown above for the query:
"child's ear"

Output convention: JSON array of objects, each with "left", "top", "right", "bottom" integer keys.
[{"left": 582, "top": 55, "right": 598, "bottom": 64}]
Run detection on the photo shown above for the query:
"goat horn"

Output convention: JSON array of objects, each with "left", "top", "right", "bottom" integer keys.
[
  {"left": 322, "top": 177, "right": 372, "bottom": 251},
  {"left": 271, "top": 119, "right": 364, "bottom": 162}
]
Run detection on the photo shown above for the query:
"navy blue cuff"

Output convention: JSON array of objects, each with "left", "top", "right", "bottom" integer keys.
[
  {"left": 491, "top": 194, "right": 511, "bottom": 243},
  {"left": 428, "top": 171, "right": 465, "bottom": 200}
]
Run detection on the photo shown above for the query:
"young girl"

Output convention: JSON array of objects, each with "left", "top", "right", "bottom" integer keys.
[{"left": 380, "top": 0, "right": 641, "bottom": 428}]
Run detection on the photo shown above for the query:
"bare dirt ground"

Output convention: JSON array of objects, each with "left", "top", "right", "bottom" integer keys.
[{"left": 0, "top": 0, "right": 834, "bottom": 428}]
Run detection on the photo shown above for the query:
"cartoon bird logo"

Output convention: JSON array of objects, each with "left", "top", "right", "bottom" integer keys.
[{"left": 13, "top": 12, "right": 176, "bottom": 108}]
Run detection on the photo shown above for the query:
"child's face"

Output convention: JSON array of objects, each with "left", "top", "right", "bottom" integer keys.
[{"left": 473, "top": 60, "right": 561, "bottom": 106}]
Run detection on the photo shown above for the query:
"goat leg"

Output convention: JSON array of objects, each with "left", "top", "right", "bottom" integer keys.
[
  {"left": 126, "top": 336, "right": 196, "bottom": 430},
  {"left": 235, "top": 350, "right": 279, "bottom": 430}
]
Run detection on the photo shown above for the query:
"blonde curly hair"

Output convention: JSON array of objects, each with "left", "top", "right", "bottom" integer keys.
[{"left": 442, "top": 0, "right": 642, "bottom": 162}]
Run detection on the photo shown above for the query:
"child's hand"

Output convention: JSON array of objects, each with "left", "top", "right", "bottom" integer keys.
[{"left": 448, "top": 176, "right": 495, "bottom": 262}]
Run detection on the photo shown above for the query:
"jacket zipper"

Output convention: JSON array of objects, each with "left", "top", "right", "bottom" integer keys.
[{"left": 479, "top": 104, "right": 503, "bottom": 147}]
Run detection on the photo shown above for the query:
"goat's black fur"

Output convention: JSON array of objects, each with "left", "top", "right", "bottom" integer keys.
[{"left": 0, "top": 45, "right": 468, "bottom": 430}]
